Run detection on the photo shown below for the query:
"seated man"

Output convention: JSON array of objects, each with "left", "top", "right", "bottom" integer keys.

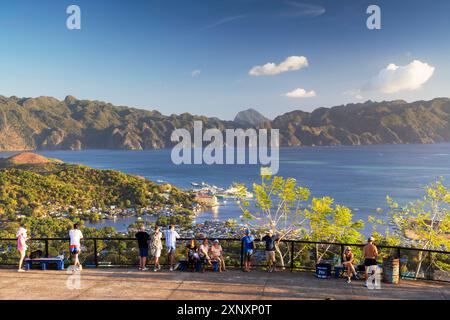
[{"left": 342, "top": 247, "right": 359, "bottom": 283}]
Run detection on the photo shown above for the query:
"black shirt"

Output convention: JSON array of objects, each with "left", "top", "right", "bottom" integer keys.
[
  {"left": 135, "top": 231, "right": 150, "bottom": 248},
  {"left": 262, "top": 235, "right": 279, "bottom": 251}
]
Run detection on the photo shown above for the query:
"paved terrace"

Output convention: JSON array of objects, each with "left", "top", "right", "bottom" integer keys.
[{"left": 0, "top": 268, "right": 449, "bottom": 300}]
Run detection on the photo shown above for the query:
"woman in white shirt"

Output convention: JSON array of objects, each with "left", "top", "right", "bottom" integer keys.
[{"left": 69, "top": 223, "right": 83, "bottom": 271}]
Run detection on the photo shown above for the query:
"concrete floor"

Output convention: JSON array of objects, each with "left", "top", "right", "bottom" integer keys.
[{"left": 0, "top": 268, "right": 449, "bottom": 300}]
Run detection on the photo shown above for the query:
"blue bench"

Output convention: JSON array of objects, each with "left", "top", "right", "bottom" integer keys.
[{"left": 25, "top": 257, "right": 65, "bottom": 270}]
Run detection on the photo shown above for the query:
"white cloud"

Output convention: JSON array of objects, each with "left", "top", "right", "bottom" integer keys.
[
  {"left": 285, "top": 88, "right": 316, "bottom": 98},
  {"left": 364, "top": 60, "right": 435, "bottom": 93},
  {"left": 204, "top": 15, "right": 246, "bottom": 30},
  {"left": 284, "top": 1, "right": 326, "bottom": 17},
  {"left": 344, "top": 90, "right": 364, "bottom": 101},
  {"left": 191, "top": 70, "right": 201, "bottom": 77},
  {"left": 249, "top": 56, "right": 309, "bottom": 76}
]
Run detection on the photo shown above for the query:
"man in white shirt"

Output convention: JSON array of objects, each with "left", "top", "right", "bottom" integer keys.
[
  {"left": 69, "top": 223, "right": 84, "bottom": 271},
  {"left": 165, "top": 225, "right": 180, "bottom": 271}
]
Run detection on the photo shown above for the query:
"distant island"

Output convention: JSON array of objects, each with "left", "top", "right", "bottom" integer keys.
[{"left": 1, "top": 94, "right": 450, "bottom": 151}]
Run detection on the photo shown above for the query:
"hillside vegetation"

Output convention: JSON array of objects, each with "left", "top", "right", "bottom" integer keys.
[{"left": 0, "top": 153, "right": 193, "bottom": 219}]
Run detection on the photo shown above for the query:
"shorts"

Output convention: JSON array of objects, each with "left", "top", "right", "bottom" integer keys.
[
  {"left": 266, "top": 250, "right": 275, "bottom": 261},
  {"left": 70, "top": 245, "right": 80, "bottom": 254},
  {"left": 151, "top": 248, "right": 161, "bottom": 258},
  {"left": 244, "top": 250, "right": 253, "bottom": 258},
  {"left": 167, "top": 246, "right": 176, "bottom": 253},
  {"left": 364, "top": 258, "right": 377, "bottom": 266},
  {"left": 139, "top": 248, "right": 149, "bottom": 257}
]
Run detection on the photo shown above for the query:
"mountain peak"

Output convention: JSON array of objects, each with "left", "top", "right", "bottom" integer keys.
[{"left": 234, "top": 108, "right": 270, "bottom": 127}]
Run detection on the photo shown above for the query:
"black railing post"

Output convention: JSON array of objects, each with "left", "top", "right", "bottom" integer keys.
[
  {"left": 428, "top": 251, "right": 432, "bottom": 281},
  {"left": 45, "top": 239, "right": 49, "bottom": 258},
  {"left": 290, "top": 241, "right": 294, "bottom": 272},
  {"left": 240, "top": 240, "right": 244, "bottom": 270},
  {"left": 94, "top": 239, "right": 98, "bottom": 268},
  {"left": 315, "top": 243, "right": 319, "bottom": 264}
]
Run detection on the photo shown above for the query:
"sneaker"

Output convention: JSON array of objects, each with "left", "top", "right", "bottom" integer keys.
[
  {"left": 142, "top": 267, "right": 148, "bottom": 271},
  {"left": 174, "top": 263, "right": 180, "bottom": 270},
  {"left": 169, "top": 267, "right": 174, "bottom": 272},
  {"left": 138, "top": 267, "right": 143, "bottom": 271},
  {"left": 158, "top": 265, "right": 162, "bottom": 271},
  {"left": 77, "top": 265, "right": 83, "bottom": 271},
  {"left": 346, "top": 277, "right": 351, "bottom": 284},
  {"left": 153, "top": 268, "right": 158, "bottom": 272},
  {"left": 18, "top": 269, "right": 25, "bottom": 272},
  {"left": 354, "top": 274, "right": 360, "bottom": 280}
]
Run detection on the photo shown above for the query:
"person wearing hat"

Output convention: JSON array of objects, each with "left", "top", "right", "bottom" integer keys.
[
  {"left": 342, "top": 247, "right": 359, "bottom": 283},
  {"left": 16, "top": 227, "right": 30, "bottom": 272},
  {"left": 210, "top": 239, "right": 226, "bottom": 272},
  {"left": 241, "top": 229, "right": 255, "bottom": 272},
  {"left": 135, "top": 225, "right": 150, "bottom": 271},
  {"left": 261, "top": 230, "right": 280, "bottom": 272},
  {"left": 363, "top": 236, "right": 379, "bottom": 286}
]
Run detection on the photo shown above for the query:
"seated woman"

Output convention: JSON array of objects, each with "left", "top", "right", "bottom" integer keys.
[
  {"left": 199, "top": 238, "right": 212, "bottom": 271},
  {"left": 210, "top": 239, "right": 226, "bottom": 272},
  {"left": 185, "top": 239, "right": 200, "bottom": 271},
  {"left": 342, "top": 247, "right": 359, "bottom": 283}
]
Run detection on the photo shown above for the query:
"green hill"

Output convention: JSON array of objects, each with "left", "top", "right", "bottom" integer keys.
[{"left": 0, "top": 153, "right": 193, "bottom": 219}]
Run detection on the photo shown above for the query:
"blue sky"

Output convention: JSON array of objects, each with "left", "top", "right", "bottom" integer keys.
[{"left": 0, "top": 0, "right": 449, "bottom": 119}]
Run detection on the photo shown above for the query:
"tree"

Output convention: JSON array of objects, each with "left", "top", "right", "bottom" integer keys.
[
  {"left": 235, "top": 176, "right": 364, "bottom": 267},
  {"left": 385, "top": 179, "right": 450, "bottom": 277}
]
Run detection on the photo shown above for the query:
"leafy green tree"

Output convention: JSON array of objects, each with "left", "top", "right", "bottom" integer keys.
[{"left": 385, "top": 180, "right": 450, "bottom": 277}]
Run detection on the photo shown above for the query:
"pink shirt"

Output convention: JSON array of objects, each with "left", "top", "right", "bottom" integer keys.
[{"left": 17, "top": 234, "right": 27, "bottom": 251}]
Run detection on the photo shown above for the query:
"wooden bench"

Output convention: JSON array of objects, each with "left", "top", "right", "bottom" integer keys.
[{"left": 25, "top": 257, "right": 65, "bottom": 270}]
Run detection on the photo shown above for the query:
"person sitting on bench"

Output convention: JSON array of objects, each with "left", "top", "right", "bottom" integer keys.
[
  {"left": 185, "top": 239, "right": 200, "bottom": 271},
  {"left": 342, "top": 247, "right": 359, "bottom": 283},
  {"left": 210, "top": 239, "right": 226, "bottom": 272},
  {"left": 199, "top": 238, "right": 212, "bottom": 271}
]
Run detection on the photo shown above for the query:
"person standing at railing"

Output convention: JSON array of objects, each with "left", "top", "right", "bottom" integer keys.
[
  {"left": 165, "top": 224, "right": 180, "bottom": 271},
  {"left": 363, "top": 236, "right": 379, "bottom": 287},
  {"left": 150, "top": 226, "right": 163, "bottom": 272},
  {"left": 242, "top": 229, "right": 255, "bottom": 272},
  {"left": 136, "top": 225, "right": 150, "bottom": 271},
  {"left": 69, "top": 223, "right": 84, "bottom": 271},
  {"left": 261, "top": 230, "right": 279, "bottom": 273},
  {"left": 17, "top": 227, "right": 30, "bottom": 272}
]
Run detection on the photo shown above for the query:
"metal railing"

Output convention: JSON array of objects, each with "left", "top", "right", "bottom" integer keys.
[{"left": 1, "top": 237, "right": 449, "bottom": 282}]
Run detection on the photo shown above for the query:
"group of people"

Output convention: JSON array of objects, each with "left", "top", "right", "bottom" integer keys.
[
  {"left": 341, "top": 236, "right": 379, "bottom": 286},
  {"left": 16, "top": 223, "right": 84, "bottom": 272},
  {"left": 136, "top": 224, "right": 227, "bottom": 272},
  {"left": 16, "top": 223, "right": 381, "bottom": 286}
]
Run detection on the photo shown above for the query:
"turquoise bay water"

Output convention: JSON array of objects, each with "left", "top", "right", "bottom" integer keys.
[{"left": 2, "top": 144, "right": 450, "bottom": 232}]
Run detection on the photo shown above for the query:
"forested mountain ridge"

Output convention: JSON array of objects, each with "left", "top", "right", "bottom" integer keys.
[{"left": 1, "top": 95, "right": 450, "bottom": 151}]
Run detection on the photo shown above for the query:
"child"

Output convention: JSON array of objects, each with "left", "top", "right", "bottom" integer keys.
[{"left": 17, "top": 227, "right": 29, "bottom": 272}]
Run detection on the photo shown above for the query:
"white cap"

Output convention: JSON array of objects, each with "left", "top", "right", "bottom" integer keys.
[{"left": 16, "top": 227, "right": 27, "bottom": 237}]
